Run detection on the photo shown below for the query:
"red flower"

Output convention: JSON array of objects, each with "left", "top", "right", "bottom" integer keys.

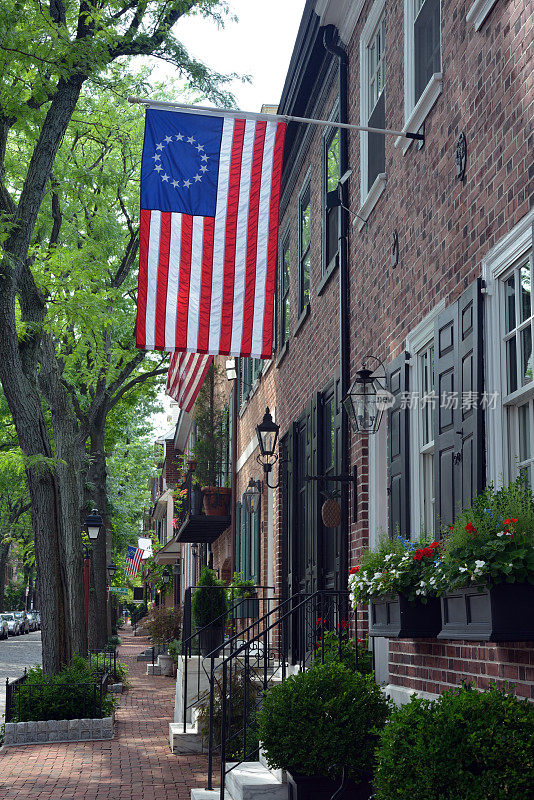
[
  {"left": 511, "top": 518, "right": 518, "bottom": 523},
  {"left": 340, "top": 620, "right": 350, "bottom": 630},
  {"left": 465, "top": 522, "right": 477, "bottom": 533},
  {"left": 349, "top": 566, "right": 360, "bottom": 574},
  {"left": 448, "top": 525, "right": 454, "bottom": 531},
  {"left": 316, "top": 617, "right": 325, "bottom": 626}
]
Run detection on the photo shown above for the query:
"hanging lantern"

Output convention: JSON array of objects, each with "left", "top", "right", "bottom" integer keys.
[
  {"left": 243, "top": 478, "right": 261, "bottom": 514},
  {"left": 343, "top": 359, "right": 391, "bottom": 435}
]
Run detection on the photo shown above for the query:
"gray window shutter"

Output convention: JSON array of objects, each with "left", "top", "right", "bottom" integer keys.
[
  {"left": 387, "top": 353, "right": 410, "bottom": 539},
  {"left": 433, "top": 278, "right": 485, "bottom": 532},
  {"left": 236, "top": 500, "right": 242, "bottom": 574}
]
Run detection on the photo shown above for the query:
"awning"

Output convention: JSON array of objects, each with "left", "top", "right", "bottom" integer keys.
[
  {"left": 153, "top": 536, "right": 181, "bottom": 565},
  {"left": 151, "top": 488, "right": 173, "bottom": 521},
  {"left": 175, "top": 514, "right": 231, "bottom": 544}
]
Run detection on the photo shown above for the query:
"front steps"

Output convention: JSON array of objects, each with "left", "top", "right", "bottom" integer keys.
[{"left": 191, "top": 762, "right": 288, "bottom": 800}]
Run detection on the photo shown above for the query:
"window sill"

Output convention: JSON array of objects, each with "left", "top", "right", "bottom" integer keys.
[
  {"left": 294, "top": 304, "right": 310, "bottom": 336},
  {"left": 317, "top": 257, "right": 338, "bottom": 295},
  {"left": 276, "top": 340, "right": 289, "bottom": 367},
  {"left": 354, "top": 173, "right": 387, "bottom": 231},
  {"left": 394, "top": 73, "right": 443, "bottom": 155},
  {"left": 466, "top": 0, "right": 498, "bottom": 30}
]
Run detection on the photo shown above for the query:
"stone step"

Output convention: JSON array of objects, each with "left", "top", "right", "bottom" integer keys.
[
  {"left": 146, "top": 664, "right": 161, "bottom": 675},
  {"left": 226, "top": 762, "right": 288, "bottom": 800},
  {"left": 169, "top": 721, "right": 205, "bottom": 754}
]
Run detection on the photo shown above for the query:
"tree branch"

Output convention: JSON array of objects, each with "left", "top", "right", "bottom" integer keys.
[{"left": 109, "top": 364, "right": 168, "bottom": 410}]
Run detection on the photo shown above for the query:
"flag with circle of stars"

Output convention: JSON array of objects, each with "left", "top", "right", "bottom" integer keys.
[{"left": 136, "top": 107, "right": 287, "bottom": 375}]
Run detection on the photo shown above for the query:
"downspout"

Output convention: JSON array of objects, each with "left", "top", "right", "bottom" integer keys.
[
  {"left": 323, "top": 26, "right": 350, "bottom": 591},
  {"left": 230, "top": 380, "right": 238, "bottom": 575}
]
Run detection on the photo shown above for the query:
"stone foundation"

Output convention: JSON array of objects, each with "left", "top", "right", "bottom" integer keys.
[{"left": 3, "top": 716, "right": 114, "bottom": 746}]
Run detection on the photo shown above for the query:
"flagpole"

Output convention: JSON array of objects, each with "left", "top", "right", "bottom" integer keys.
[{"left": 127, "top": 96, "right": 424, "bottom": 141}]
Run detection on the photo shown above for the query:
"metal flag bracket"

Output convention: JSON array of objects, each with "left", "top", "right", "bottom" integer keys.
[{"left": 305, "top": 465, "right": 358, "bottom": 523}]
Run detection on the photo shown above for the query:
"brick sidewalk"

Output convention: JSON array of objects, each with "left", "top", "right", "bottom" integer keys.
[{"left": 1, "top": 626, "right": 213, "bottom": 799}]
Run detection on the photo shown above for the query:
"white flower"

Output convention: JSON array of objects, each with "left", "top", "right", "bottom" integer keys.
[
  {"left": 459, "top": 566, "right": 468, "bottom": 572},
  {"left": 474, "top": 560, "right": 486, "bottom": 569},
  {"left": 373, "top": 572, "right": 383, "bottom": 580},
  {"left": 496, "top": 531, "right": 505, "bottom": 537},
  {"left": 384, "top": 554, "right": 393, "bottom": 562}
]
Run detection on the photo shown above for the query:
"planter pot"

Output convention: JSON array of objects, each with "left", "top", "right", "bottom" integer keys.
[
  {"left": 190, "top": 488, "right": 203, "bottom": 516},
  {"left": 202, "top": 486, "right": 231, "bottom": 516},
  {"left": 369, "top": 593, "right": 442, "bottom": 638},
  {"left": 287, "top": 771, "right": 372, "bottom": 800},
  {"left": 232, "top": 597, "right": 259, "bottom": 619},
  {"left": 439, "top": 582, "right": 534, "bottom": 641},
  {"left": 199, "top": 624, "right": 225, "bottom": 657}
]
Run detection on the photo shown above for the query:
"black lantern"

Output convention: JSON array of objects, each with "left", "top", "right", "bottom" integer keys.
[
  {"left": 256, "top": 407, "right": 279, "bottom": 460},
  {"left": 243, "top": 477, "right": 261, "bottom": 514},
  {"left": 84, "top": 508, "right": 103, "bottom": 540},
  {"left": 162, "top": 569, "right": 171, "bottom": 585},
  {"left": 107, "top": 561, "right": 118, "bottom": 579},
  {"left": 343, "top": 358, "right": 390, "bottom": 435}
]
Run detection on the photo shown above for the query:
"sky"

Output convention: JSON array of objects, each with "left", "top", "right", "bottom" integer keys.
[{"left": 149, "top": 0, "right": 306, "bottom": 438}]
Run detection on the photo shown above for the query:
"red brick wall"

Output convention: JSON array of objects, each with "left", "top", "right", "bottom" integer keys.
[{"left": 273, "top": 0, "right": 533, "bottom": 696}]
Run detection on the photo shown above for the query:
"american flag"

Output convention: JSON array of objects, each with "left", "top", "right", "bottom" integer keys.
[
  {"left": 125, "top": 545, "right": 144, "bottom": 577},
  {"left": 135, "top": 108, "right": 286, "bottom": 359},
  {"left": 166, "top": 352, "right": 213, "bottom": 412}
]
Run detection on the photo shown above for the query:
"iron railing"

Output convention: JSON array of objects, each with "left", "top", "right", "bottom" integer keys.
[
  {"left": 87, "top": 649, "right": 119, "bottom": 681},
  {"left": 179, "top": 585, "right": 278, "bottom": 737},
  {"left": 5, "top": 672, "right": 110, "bottom": 723},
  {"left": 202, "top": 590, "right": 355, "bottom": 800}
]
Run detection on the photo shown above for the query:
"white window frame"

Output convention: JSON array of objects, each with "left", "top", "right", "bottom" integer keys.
[
  {"left": 482, "top": 209, "right": 534, "bottom": 488},
  {"left": 466, "top": 0, "right": 499, "bottom": 31},
  {"left": 395, "top": 0, "right": 443, "bottom": 154},
  {"left": 359, "top": 0, "right": 387, "bottom": 209},
  {"left": 406, "top": 300, "right": 445, "bottom": 537}
]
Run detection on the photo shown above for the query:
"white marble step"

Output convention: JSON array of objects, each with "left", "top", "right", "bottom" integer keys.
[
  {"left": 169, "top": 721, "right": 205, "bottom": 754},
  {"left": 226, "top": 762, "right": 288, "bottom": 800}
]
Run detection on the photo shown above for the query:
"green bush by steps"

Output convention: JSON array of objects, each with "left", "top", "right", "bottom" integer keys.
[{"left": 374, "top": 683, "right": 534, "bottom": 800}]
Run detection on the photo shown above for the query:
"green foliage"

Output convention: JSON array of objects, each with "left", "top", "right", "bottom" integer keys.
[
  {"left": 3, "top": 581, "right": 26, "bottom": 611},
  {"left": 144, "top": 606, "right": 182, "bottom": 645},
  {"left": 227, "top": 571, "right": 256, "bottom": 600},
  {"left": 311, "top": 629, "right": 373, "bottom": 676},
  {"left": 192, "top": 364, "right": 228, "bottom": 486},
  {"left": 192, "top": 567, "right": 228, "bottom": 628},
  {"left": 10, "top": 657, "right": 116, "bottom": 722},
  {"left": 441, "top": 477, "right": 534, "bottom": 588},
  {"left": 167, "top": 638, "right": 182, "bottom": 664},
  {"left": 374, "top": 684, "right": 534, "bottom": 800},
  {"left": 107, "top": 635, "right": 122, "bottom": 649},
  {"left": 196, "top": 671, "right": 261, "bottom": 760},
  {"left": 257, "top": 662, "right": 390, "bottom": 782}
]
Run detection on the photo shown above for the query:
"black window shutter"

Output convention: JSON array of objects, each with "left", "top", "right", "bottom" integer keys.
[
  {"left": 285, "top": 423, "right": 297, "bottom": 598},
  {"left": 236, "top": 500, "right": 242, "bottom": 574},
  {"left": 433, "top": 278, "right": 485, "bottom": 532},
  {"left": 387, "top": 353, "right": 410, "bottom": 538},
  {"left": 253, "top": 502, "right": 261, "bottom": 583}
]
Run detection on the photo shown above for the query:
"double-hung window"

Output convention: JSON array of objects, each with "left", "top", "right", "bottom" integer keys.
[
  {"left": 298, "top": 180, "right": 311, "bottom": 314},
  {"left": 359, "top": 0, "right": 387, "bottom": 223},
  {"left": 279, "top": 232, "right": 290, "bottom": 348},
  {"left": 323, "top": 124, "right": 340, "bottom": 273}
]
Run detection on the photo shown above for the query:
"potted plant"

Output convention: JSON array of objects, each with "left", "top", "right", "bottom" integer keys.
[
  {"left": 257, "top": 662, "right": 389, "bottom": 799},
  {"left": 227, "top": 572, "right": 259, "bottom": 619},
  {"left": 349, "top": 534, "right": 444, "bottom": 638},
  {"left": 374, "top": 684, "right": 534, "bottom": 800},
  {"left": 438, "top": 477, "right": 534, "bottom": 641},
  {"left": 192, "top": 566, "right": 228, "bottom": 657},
  {"left": 201, "top": 485, "right": 231, "bottom": 516}
]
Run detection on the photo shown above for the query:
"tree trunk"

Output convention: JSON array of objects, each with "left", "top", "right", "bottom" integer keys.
[
  {"left": 86, "top": 410, "right": 109, "bottom": 650},
  {"left": 0, "top": 541, "right": 10, "bottom": 609}
]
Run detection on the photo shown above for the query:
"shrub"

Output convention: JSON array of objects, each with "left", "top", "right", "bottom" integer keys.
[
  {"left": 257, "top": 661, "right": 390, "bottom": 783},
  {"left": 10, "top": 657, "right": 116, "bottom": 722},
  {"left": 196, "top": 671, "right": 261, "bottom": 760},
  {"left": 167, "top": 638, "right": 181, "bottom": 664},
  {"left": 311, "top": 628, "right": 373, "bottom": 675},
  {"left": 192, "top": 567, "right": 228, "bottom": 628},
  {"left": 374, "top": 684, "right": 534, "bottom": 800},
  {"left": 144, "top": 605, "right": 182, "bottom": 645}
]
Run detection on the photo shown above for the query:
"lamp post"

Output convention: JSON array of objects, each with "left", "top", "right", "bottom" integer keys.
[
  {"left": 343, "top": 357, "right": 390, "bottom": 435},
  {"left": 256, "top": 407, "right": 281, "bottom": 489},
  {"left": 83, "top": 508, "right": 103, "bottom": 648},
  {"left": 243, "top": 477, "right": 262, "bottom": 514}
]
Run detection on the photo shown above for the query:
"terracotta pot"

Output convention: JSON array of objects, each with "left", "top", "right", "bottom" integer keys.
[{"left": 201, "top": 486, "right": 231, "bottom": 516}]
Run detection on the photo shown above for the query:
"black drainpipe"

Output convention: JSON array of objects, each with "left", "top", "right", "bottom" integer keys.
[{"left": 323, "top": 25, "right": 350, "bottom": 592}]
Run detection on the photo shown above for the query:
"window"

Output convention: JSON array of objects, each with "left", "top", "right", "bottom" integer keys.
[
  {"left": 279, "top": 232, "right": 290, "bottom": 347},
  {"left": 240, "top": 358, "right": 252, "bottom": 407},
  {"left": 298, "top": 180, "right": 311, "bottom": 313},
  {"left": 502, "top": 259, "right": 534, "bottom": 485},
  {"left": 359, "top": 0, "right": 387, "bottom": 221},
  {"left": 323, "top": 125, "right": 340, "bottom": 273},
  {"left": 413, "top": 0, "right": 441, "bottom": 104}
]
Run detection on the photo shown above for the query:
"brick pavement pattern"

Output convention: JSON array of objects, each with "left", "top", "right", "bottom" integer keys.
[{"left": 1, "top": 626, "right": 212, "bottom": 799}]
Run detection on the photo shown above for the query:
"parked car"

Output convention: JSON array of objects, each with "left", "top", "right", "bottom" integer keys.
[
  {"left": 13, "top": 611, "right": 29, "bottom": 634},
  {"left": 1, "top": 613, "right": 20, "bottom": 636},
  {"left": 26, "top": 611, "right": 40, "bottom": 631},
  {"left": 0, "top": 616, "right": 8, "bottom": 639}
]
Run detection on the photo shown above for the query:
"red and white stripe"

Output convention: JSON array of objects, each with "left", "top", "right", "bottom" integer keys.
[
  {"left": 136, "top": 115, "right": 286, "bottom": 359},
  {"left": 166, "top": 351, "right": 214, "bottom": 413},
  {"left": 126, "top": 547, "right": 144, "bottom": 577}
]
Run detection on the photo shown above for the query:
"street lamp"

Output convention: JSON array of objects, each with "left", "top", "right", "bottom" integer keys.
[
  {"left": 243, "top": 477, "right": 262, "bottom": 513},
  {"left": 225, "top": 357, "right": 237, "bottom": 380},
  {"left": 256, "top": 407, "right": 281, "bottom": 488},
  {"left": 84, "top": 508, "right": 103, "bottom": 540},
  {"left": 107, "top": 562, "right": 118, "bottom": 580},
  {"left": 162, "top": 569, "right": 171, "bottom": 585},
  {"left": 343, "top": 357, "right": 391, "bottom": 435}
]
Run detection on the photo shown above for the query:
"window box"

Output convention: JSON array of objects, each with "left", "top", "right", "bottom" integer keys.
[
  {"left": 287, "top": 771, "right": 372, "bottom": 800},
  {"left": 231, "top": 597, "right": 259, "bottom": 620},
  {"left": 369, "top": 593, "right": 442, "bottom": 638},
  {"left": 438, "top": 583, "right": 534, "bottom": 642}
]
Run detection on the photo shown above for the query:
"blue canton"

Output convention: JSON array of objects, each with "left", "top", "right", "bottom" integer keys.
[
  {"left": 126, "top": 545, "right": 137, "bottom": 559},
  {"left": 141, "top": 109, "right": 223, "bottom": 217}
]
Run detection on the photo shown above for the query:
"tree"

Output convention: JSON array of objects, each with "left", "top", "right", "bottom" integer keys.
[{"left": 0, "top": 0, "right": 236, "bottom": 672}]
